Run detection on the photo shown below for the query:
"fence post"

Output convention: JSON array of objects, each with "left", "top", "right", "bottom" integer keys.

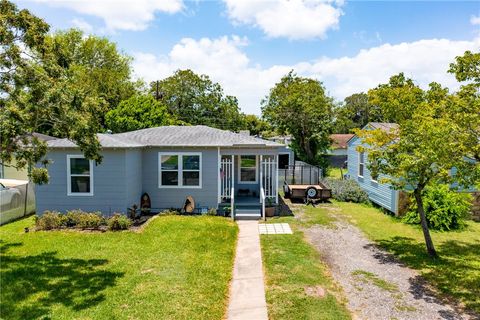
[{"left": 23, "top": 182, "right": 29, "bottom": 217}]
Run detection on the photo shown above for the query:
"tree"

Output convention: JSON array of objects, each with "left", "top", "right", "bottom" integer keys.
[
  {"left": 262, "top": 71, "right": 334, "bottom": 165},
  {"left": 242, "top": 114, "right": 273, "bottom": 137},
  {"left": 356, "top": 75, "right": 478, "bottom": 257},
  {"left": 105, "top": 95, "right": 177, "bottom": 133},
  {"left": 333, "top": 92, "right": 382, "bottom": 133},
  {"left": 151, "top": 69, "right": 245, "bottom": 131},
  {"left": 448, "top": 50, "right": 480, "bottom": 162},
  {"left": 1, "top": 1, "right": 103, "bottom": 184},
  {"left": 45, "top": 29, "right": 137, "bottom": 126}
]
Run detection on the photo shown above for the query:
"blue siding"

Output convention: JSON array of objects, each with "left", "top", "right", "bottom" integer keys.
[
  {"left": 125, "top": 149, "right": 143, "bottom": 209},
  {"left": 347, "top": 137, "right": 399, "bottom": 214},
  {"left": 36, "top": 150, "right": 129, "bottom": 214},
  {"left": 36, "top": 146, "right": 284, "bottom": 215},
  {"left": 141, "top": 147, "right": 219, "bottom": 210}
]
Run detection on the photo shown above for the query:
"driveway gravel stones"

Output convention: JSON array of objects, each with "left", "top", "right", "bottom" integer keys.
[{"left": 304, "top": 219, "right": 472, "bottom": 320}]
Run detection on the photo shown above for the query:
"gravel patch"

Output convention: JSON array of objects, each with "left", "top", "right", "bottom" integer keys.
[{"left": 304, "top": 220, "right": 473, "bottom": 320}]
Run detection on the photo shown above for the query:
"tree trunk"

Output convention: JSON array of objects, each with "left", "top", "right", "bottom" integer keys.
[{"left": 413, "top": 188, "right": 438, "bottom": 258}]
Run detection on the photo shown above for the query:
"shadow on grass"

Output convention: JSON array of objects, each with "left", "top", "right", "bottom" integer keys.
[
  {"left": 0, "top": 240, "right": 124, "bottom": 319},
  {"left": 370, "top": 236, "right": 480, "bottom": 316}
]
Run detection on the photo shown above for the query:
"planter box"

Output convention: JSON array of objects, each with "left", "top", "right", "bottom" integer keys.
[{"left": 265, "top": 206, "right": 276, "bottom": 217}]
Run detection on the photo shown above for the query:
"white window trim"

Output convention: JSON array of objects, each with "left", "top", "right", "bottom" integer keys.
[
  {"left": 358, "top": 151, "right": 365, "bottom": 178},
  {"left": 158, "top": 152, "right": 202, "bottom": 189},
  {"left": 238, "top": 155, "right": 258, "bottom": 184},
  {"left": 67, "top": 155, "right": 94, "bottom": 196}
]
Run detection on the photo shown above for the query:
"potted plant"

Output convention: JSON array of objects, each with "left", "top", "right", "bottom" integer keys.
[
  {"left": 265, "top": 198, "right": 276, "bottom": 217},
  {"left": 223, "top": 206, "right": 231, "bottom": 217}
]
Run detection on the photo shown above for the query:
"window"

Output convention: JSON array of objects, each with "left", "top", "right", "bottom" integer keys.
[
  {"left": 358, "top": 152, "right": 365, "bottom": 178},
  {"left": 239, "top": 155, "right": 257, "bottom": 183},
  {"left": 159, "top": 153, "right": 201, "bottom": 188},
  {"left": 67, "top": 155, "right": 93, "bottom": 196}
]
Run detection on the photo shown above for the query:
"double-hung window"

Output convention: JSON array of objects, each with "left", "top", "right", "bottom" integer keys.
[
  {"left": 67, "top": 155, "right": 93, "bottom": 196},
  {"left": 239, "top": 155, "right": 257, "bottom": 183},
  {"left": 159, "top": 153, "right": 201, "bottom": 188},
  {"left": 358, "top": 152, "right": 365, "bottom": 178}
]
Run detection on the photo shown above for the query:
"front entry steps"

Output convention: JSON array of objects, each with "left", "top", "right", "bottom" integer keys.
[
  {"left": 235, "top": 209, "right": 262, "bottom": 220},
  {"left": 235, "top": 203, "right": 262, "bottom": 220}
]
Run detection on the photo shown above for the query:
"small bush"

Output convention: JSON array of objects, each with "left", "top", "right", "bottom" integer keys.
[
  {"left": 160, "top": 209, "right": 180, "bottom": 216},
  {"left": 64, "top": 209, "right": 105, "bottom": 229},
  {"left": 36, "top": 211, "right": 65, "bottom": 230},
  {"left": 206, "top": 208, "right": 217, "bottom": 216},
  {"left": 108, "top": 214, "right": 132, "bottom": 231},
  {"left": 323, "top": 178, "right": 370, "bottom": 203},
  {"left": 403, "top": 184, "right": 472, "bottom": 231}
]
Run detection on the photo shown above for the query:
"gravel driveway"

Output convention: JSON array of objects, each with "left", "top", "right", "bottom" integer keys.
[{"left": 304, "top": 218, "right": 473, "bottom": 320}]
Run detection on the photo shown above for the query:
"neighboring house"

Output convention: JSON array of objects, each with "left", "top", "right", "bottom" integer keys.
[
  {"left": 327, "top": 134, "right": 355, "bottom": 168},
  {"left": 1, "top": 132, "right": 57, "bottom": 180},
  {"left": 347, "top": 122, "right": 479, "bottom": 218},
  {"left": 347, "top": 123, "right": 403, "bottom": 214},
  {"left": 36, "top": 126, "right": 290, "bottom": 219},
  {"left": 266, "top": 135, "right": 294, "bottom": 169}
]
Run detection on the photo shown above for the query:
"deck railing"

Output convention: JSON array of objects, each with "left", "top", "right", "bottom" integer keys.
[
  {"left": 231, "top": 187, "right": 235, "bottom": 221},
  {"left": 260, "top": 187, "right": 266, "bottom": 221}
]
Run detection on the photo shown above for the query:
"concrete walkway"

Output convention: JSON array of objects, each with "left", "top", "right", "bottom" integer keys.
[{"left": 227, "top": 221, "right": 268, "bottom": 320}]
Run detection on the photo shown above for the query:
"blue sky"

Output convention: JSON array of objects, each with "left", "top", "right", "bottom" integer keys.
[{"left": 16, "top": 1, "right": 480, "bottom": 114}]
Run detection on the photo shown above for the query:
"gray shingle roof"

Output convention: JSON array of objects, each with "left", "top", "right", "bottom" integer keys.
[{"left": 47, "top": 126, "right": 283, "bottom": 149}]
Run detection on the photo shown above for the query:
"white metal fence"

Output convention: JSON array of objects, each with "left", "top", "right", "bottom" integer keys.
[{"left": 0, "top": 180, "right": 35, "bottom": 225}]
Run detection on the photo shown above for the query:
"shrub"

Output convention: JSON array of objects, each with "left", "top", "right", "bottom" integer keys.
[
  {"left": 160, "top": 209, "right": 180, "bottom": 216},
  {"left": 108, "top": 214, "right": 132, "bottom": 231},
  {"left": 206, "top": 208, "right": 217, "bottom": 216},
  {"left": 64, "top": 209, "right": 105, "bottom": 229},
  {"left": 322, "top": 178, "right": 370, "bottom": 203},
  {"left": 403, "top": 184, "right": 472, "bottom": 231},
  {"left": 36, "top": 211, "right": 65, "bottom": 230}
]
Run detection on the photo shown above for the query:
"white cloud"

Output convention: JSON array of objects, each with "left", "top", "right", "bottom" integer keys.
[
  {"left": 32, "top": 0, "right": 184, "bottom": 31},
  {"left": 133, "top": 36, "right": 480, "bottom": 115},
  {"left": 71, "top": 18, "right": 93, "bottom": 33},
  {"left": 471, "top": 15, "right": 480, "bottom": 25},
  {"left": 223, "top": 0, "right": 343, "bottom": 40}
]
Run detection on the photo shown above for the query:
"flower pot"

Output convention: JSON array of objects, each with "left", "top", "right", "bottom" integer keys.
[{"left": 265, "top": 206, "right": 276, "bottom": 217}]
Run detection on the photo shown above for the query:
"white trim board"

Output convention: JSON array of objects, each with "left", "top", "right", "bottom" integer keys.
[
  {"left": 158, "top": 152, "right": 202, "bottom": 189},
  {"left": 67, "top": 154, "right": 94, "bottom": 196}
]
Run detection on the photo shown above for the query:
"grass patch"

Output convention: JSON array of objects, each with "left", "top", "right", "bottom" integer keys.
[
  {"left": 351, "top": 270, "right": 398, "bottom": 292},
  {"left": 0, "top": 215, "right": 237, "bottom": 320},
  {"left": 327, "top": 167, "right": 345, "bottom": 179},
  {"left": 325, "top": 201, "right": 480, "bottom": 314},
  {"left": 261, "top": 230, "right": 350, "bottom": 320}
]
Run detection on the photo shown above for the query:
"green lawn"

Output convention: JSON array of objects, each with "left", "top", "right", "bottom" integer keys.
[
  {"left": 261, "top": 205, "right": 351, "bottom": 320},
  {"left": 326, "top": 167, "right": 345, "bottom": 179},
  {"left": 310, "top": 201, "right": 480, "bottom": 314},
  {"left": 0, "top": 215, "right": 238, "bottom": 320}
]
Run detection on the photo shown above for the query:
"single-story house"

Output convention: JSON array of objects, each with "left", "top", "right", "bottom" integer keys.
[
  {"left": 265, "top": 135, "right": 294, "bottom": 169},
  {"left": 327, "top": 134, "right": 355, "bottom": 168},
  {"left": 36, "top": 126, "right": 292, "bottom": 219},
  {"left": 347, "top": 122, "right": 479, "bottom": 219},
  {"left": 1, "top": 132, "right": 57, "bottom": 180},
  {"left": 347, "top": 123, "right": 402, "bottom": 214}
]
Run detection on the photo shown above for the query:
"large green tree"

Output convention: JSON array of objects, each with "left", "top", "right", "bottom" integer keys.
[
  {"left": 151, "top": 69, "right": 244, "bottom": 131},
  {"left": 262, "top": 71, "right": 334, "bottom": 165},
  {"left": 448, "top": 50, "right": 480, "bottom": 162},
  {"left": 44, "top": 29, "right": 137, "bottom": 126},
  {"left": 356, "top": 75, "right": 478, "bottom": 257},
  {"left": 0, "top": 1, "right": 103, "bottom": 183},
  {"left": 105, "top": 95, "right": 177, "bottom": 133},
  {"left": 333, "top": 92, "right": 382, "bottom": 133},
  {"left": 242, "top": 114, "right": 273, "bottom": 137}
]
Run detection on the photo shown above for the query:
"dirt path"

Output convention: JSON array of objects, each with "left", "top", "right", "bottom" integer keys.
[{"left": 302, "top": 210, "right": 472, "bottom": 320}]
